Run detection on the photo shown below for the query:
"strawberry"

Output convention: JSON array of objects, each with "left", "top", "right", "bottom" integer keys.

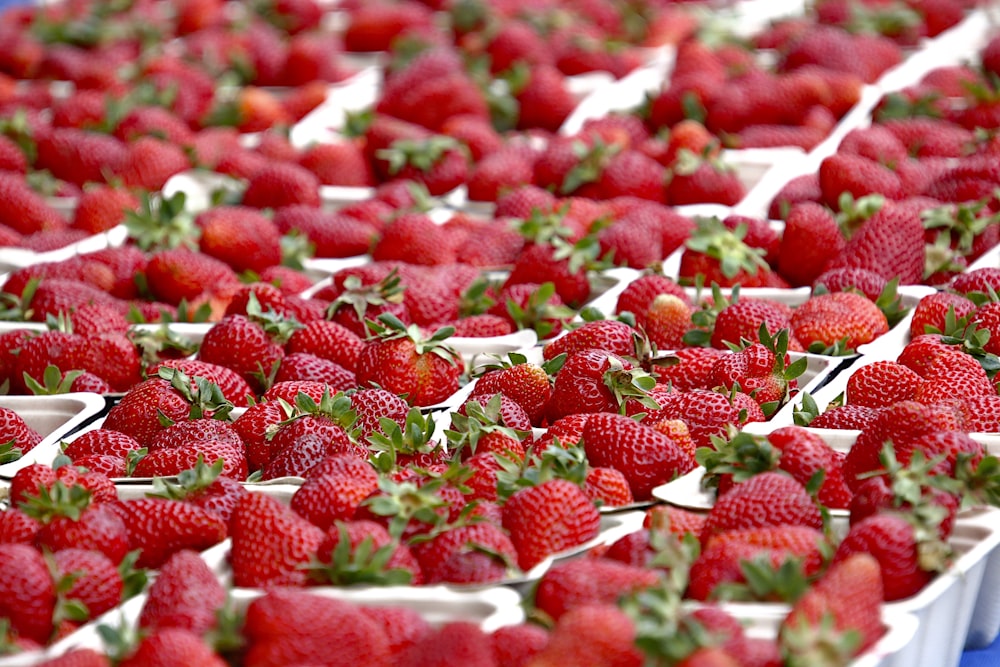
[
  {"left": 471, "top": 355, "right": 554, "bottom": 426},
  {"left": 117, "top": 627, "right": 226, "bottom": 667},
  {"left": 145, "top": 458, "right": 248, "bottom": 528},
  {"left": 108, "top": 497, "right": 227, "bottom": 569},
  {"left": 197, "top": 310, "right": 293, "bottom": 395},
  {"left": 825, "top": 200, "right": 925, "bottom": 284},
  {"left": 513, "top": 65, "right": 577, "bottom": 132},
  {"left": 314, "top": 520, "right": 422, "bottom": 586},
  {"left": 103, "top": 368, "right": 233, "bottom": 447},
  {"left": 242, "top": 588, "right": 390, "bottom": 665},
  {"left": 151, "top": 360, "right": 253, "bottom": 407},
  {"left": 842, "top": 400, "right": 965, "bottom": 491},
  {"left": 766, "top": 427, "right": 853, "bottom": 509},
  {"left": 52, "top": 548, "right": 123, "bottom": 621},
  {"left": 117, "top": 137, "right": 190, "bottom": 191},
  {"left": 466, "top": 146, "right": 537, "bottom": 203},
  {"left": 350, "top": 387, "right": 410, "bottom": 440},
  {"left": 908, "top": 291, "right": 977, "bottom": 338},
  {"left": 583, "top": 412, "right": 696, "bottom": 500},
  {"left": 0, "top": 543, "right": 57, "bottom": 645},
  {"left": 779, "top": 553, "right": 886, "bottom": 659},
  {"left": 70, "top": 185, "right": 138, "bottom": 235},
  {"left": 22, "top": 484, "right": 130, "bottom": 565},
  {"left": 491, "top": 624, "right": 548, "bottom": 667},
  {"left": 354, "top": 315, "right": 462, "bottom": 407},
  {"left": 846, "top": 360, "right": 921, "bottom": 409},
  {"left": 0, "top": 172, "right": 65, "bottom": 235},
  {"left": 615, "top": 274, "right": 692, "bottom": 331},
  {"left": 34, "top": 128, "right": 127, "bottom": 187},
  {"left": 411, "top": 522, "right": 517, "bottom": 585},
  {"left": 543, "top": 320, "right": 639, "bottom": 363},
  {"left": 131, "top": 434, "right": 247, "bottom": 481},
  {"left": 653, "top": 389, "right": 745, "bottom": 449},
  {"left": 833, "top": 512, "right": 943, "bottom": 601},
  {"left": 913, "top": 349, "right": 994, "bottom": 403},
  {"left": 144, "top": 247, "right": 241, "bottom": 307},
  {"left": 777, "top": 202, "right": 845, "bottom": 287},
  {"left": 710, "top": 298, "right": 794, "bottom": 350},
  {"left": 241, "top": 163, "right": 321, "bottom": 209},
  {"left": 687, "top": 538, "right": 809, "bottom": 602},
  {"left": 529, "top": 604, "right": 643, "bottom": 667},
  {"left": 790, "top": 291, "right": 889, "bottom": 354},
  {"left": 678, "top": 217, "right": 771, "bottom": 288},
  {"left": 230, "top": 492, "right": 325, "bottom": 587},
  {"left": 546, "top": 349, "right": 646, "bottom": 421},
  {"left": 534, "top": 558, "right": 660, "bottom": 622},
  {"left": 700, "top": 471, "right": 823, "bottom": 545},
  {"left": 290, "top": 456, "right": 379, "bottom": 531},
  {"left": 502, "top": 477, "right": 600, "bottom": 570},
  {"left": 709, "top": 334, "right": 802, "bottom": 409},
  {"left": 371, "top": 213, "right": 457, "bottom": 266},
  {"left": 819, "top": 154, "right": 904, "bottom": 209},
  {"left": 668, "top": 158, "right": 746, "bottom": 207},
  {"left": 138, "top": 549, "right": 226, "bottom": 635},
  {"left": 273, "top": 206, "right": 377, "bottom": 259},
  {"left": 808, "top": 404, "right": 881, "bottom": 430},
  {"left": 373, "top": 136, "right": 468, "bottom": 196},
  {"left": 0, "top": 406, "right": 41, "bottom": 458},
  {"left": 35, "top": 648, "right": 110, "bottom": 666},
  {"left": 195, "top": 206, "right": 281, "bottom": 275}
]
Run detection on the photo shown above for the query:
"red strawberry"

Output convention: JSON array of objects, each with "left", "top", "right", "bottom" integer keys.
[
  {"left": 354, "top": 316, "right": 462, "bottom": 407},
  {"left": 780, "top": 553, "right": 885, "bottom": 657},
  {"left": 534, "top": 558, "right": 660, "bottom": 622},
  {"left": 108, "top": 497, "right": 227, "bottom": 569},
  {"left": 502, "top": 478, "right": 600, "bottom": 570},
  {"left": 0, "top": 172, "right": 65, "bottom": 235},
  {"left": 0, "top": 543, "right": 57, "bottom": 645},
  {"left": 118, "top": 627, "right": 226, "bottom": 667},
  {"left": 229, "top": 492, "right": 325, "bottom": 587},
  {"left": 514, "top": 65, "right": 577, "bottom": 132},
  {"left": 289, "top": 456, "right": 379, "bottom": 531},
  {"left": 833, "top": 513, "right": 940, "bottom": 601},
  {"left": 195, "top": 206, "right": 281, "bottom": 275},
  {"left": 909, "top": 291, "right": 977, "bottom": 338},
  {"left": 144, "top": 248, "right": 241, "bottom": 307},
  {"left": 678, "top": 217, "right": 771, "bottom": 288},
  {"left": 790, "top": 291, "right": 889, "bottom": 354},
  {"left": 846, "top": 360, "right": 921, "bottom": 409},
  {"left": 52, "top": 548, "right": 123, "bottom": 620},
  {"left": 546, "top": 349, "right": 641, "bottom": 420},
  {"left": 314, "top": 520, "right": 422, "bottom": 586},
  {"left": 241, "top": 163, "right": 321, "bottom": 209},
  {"left": 138, "top": 549, "right": 226, "bottom": 635},
  {"left": 700, "top": 472, "right": 823, "bottom": 545},
  {"left": 711, "top": 299, "right": 794, "bottom": 350},
  {"left": 527, "top": 604, "right": 643, "bottom": 667},
  {"left": 777, "top": 202, "right": 845, "bottom": 286},
  {"left": 373, "top": 136, "right": 468, "bottom": 196},
  {"left": 583, "top": 412, "right": 696, "bottom": 500},
  {"left": 117, "top": 137, "right": 190, "bottom": 191},
  {"left": 826, "top": 200, "right": 925, "bottom": 284},
  {"left": 242, "top": 588, "right": 390, "bottom": 665}
]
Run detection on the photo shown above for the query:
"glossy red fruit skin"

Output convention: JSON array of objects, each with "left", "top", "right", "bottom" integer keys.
[
  {"left": 229, "top": 493, "right": 325, "bottom": 587},
  {"left": 502, "top": 479, "right": 601, "bottom": 571},
  {"left": 138, "top": 550, "right": 227, "bottom": 635},
  {"left": 533, "top": 558, "right": 660, "bottom": 622},
  {"left": 546, "top": 349, "right": 635, "bottom": 421},
  {"left": 354, "top": 338, "right": 461, "bottom": 407},
  {"left": 834, "top": 513, "right": 933, "bottom": 602},
  {"left": 583, "top": 413, "right": 696, "bottom": 501},
  {"left": 0, "top": 543, "right": 57, "bottom": 645},
  {"left": 108, "top": 498, "right": 228, "bottom": 569}
]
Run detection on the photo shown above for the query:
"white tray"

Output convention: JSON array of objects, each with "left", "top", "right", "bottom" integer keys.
[{"left": 0, "top": 393, "right": 108, "bottom": 479}]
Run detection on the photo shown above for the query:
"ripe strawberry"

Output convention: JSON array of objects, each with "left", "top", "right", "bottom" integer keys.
[
  {"left": 195, "top": 206, "right": 281, "bottom": 275},
  {"left": 0, "top": 406, "right": 41, "bottom": 458},
  {"left": 808, "top": 404, "right": 880, "bottom": 430},
  {"left": 34, "top": 127, "right": 127, "bottom": 187},
  {"left": 197, "top": 311, "right": 291, "bottom": 394},
  {"left": 355, "top": 315, "right": 462, "bottom": 407},
  {"left": 914, "top": 349, "right": 994, "bottom": 403},
  {"left": 819, "top": 153, "right": 904, "bottom": 209},
  {"left": 144, "top": 247, "right": 241, "bottom": 307},
  {"left": 700, "top": 471, "right": 823, "bottom": 545},
  {"left": 0, "top": 172, "right": 65, "bottom": 235},
  {"left": 790, "top": 291, "right": 889, "bottom": 354},
  {"left": 117, "top": 137, "right": 191, "bottom": 191},
  {"left": 777, "top": 202, "right": 845, "bottom": 286},
  {"left": 35, "top": 648, "right": 110, "bottom": 666},
  {"left": 780, "top": 553, "right": 886, "bottom": 658},
  {"left": 543, "top": 320, "right": 639, "bottom": 362},
  {"left": 241, "top": 163, "right": 321, "bottom": 209},
  {"left": 242, "top": 588, "right": 390, "bottom": 665},
  {"left": 491, "top": 624, "right": 548, "bottom": 667},
  {"left": 0, "top": 543, "right": 57, "bottom": 645},
  {"left": 108, "top": 497, "right": 227, "bottom": 569},
  {"left": 502, "top": 478, "right": 600, "bottom": 570},
  {"left": 466, "top": 146, "right": 537, "bottom": 203},
  {"left": 767, "top": 427, "right": 853, "bottom": 509},
  {"left": 615, "top": 274, "right": 691, "bottom": 331},
  {"left": 826, "top": 200, "right": 925, "bottom": 284},
  {"left": 24, "top": 485, "right": 130, "bottom": 565},
  {"left": 138, "top": 549, "right": 226, "bottom": 635},
  {"left": 909, "top": 291, "right": 977, "bottom": 338},
  {"left": 152, "top": 359, "right": 254, "bottom": 407},
  {"left": 842, "top": 400, "right": 965, "bottom": 490},
  {"left": 118, "top": 627, "right": 227, "bottom": 667},
  {"left": 678, "top": 217, "right": 771, "bottom": 288},
  {"left": 846, "top": 360, "right": 921, "bottom": 409},
  {"left": 471, "top": 357, "right": 553, "bottom": 426},
  {"left": 668, "top": 158, "right": 746, "bottom": 207},
  {"left": 229, "top": 492, "right": 325, "bottom": 587},
  {"left": 687, "top": 538, "right": 808, "bottom": 602},
  {"left": 289, "top": 456, "right": 379, "bottom": 531},
  {"left": 314, "top": 520, "right": 423, "bottom": 586},
  {"left": 834, "top": 513, "right": 941, "bottom": 601},
  {"left": 528, "top": 604, "right": 643, "bottom": 667},
  {"left": 711, "top": 299, "right": 794, "bottom": 350},
  {"left": 514, "top": 65, "right": 577, "bottom": 132},
  {"left": 371, "top": 213, "right": 457, "bottom": 266},
  {"left": 583, "top": 412, "right": 695, "bottom": 500},
  {"left": 546, "top": 349, "right": 640, "bottom": 420},
  {"left": 374, "top": 136, "right": 469, "bottom": 196},
  {"left": 534, "top": 558, "right": 660, "bottom": 622},
  {"left": 412, "top": 522, "right": 517, "bottom": 585},
  {"left": 52, "top": 548, "right": 123, "bottom": 621},
  {"left": 710, "top": 337, "right": 800, "bottom": 408}
]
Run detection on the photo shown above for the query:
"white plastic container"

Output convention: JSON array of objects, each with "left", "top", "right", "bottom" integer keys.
[{"left": 0, "top": 393, "right": 108, "bottom": 479}]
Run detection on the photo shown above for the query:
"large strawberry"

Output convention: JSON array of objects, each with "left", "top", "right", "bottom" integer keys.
[
  {"left": 138, "top": 549, "right": 226, "bottom": 636},
  {"left": 546, "top": 348, "right": 658, "bottom": 421},
  {"left": 229, "top": 492, "right": 325, "bottom": 587},
  {"left": 583, "top": 412, "right": 696, "bottom": 500},
  {"left": 0, "top": 544, "right": 57, "bottom": 645},
  {"left": 354, "top": 314, "right": 462, "bottom": 407},
  {"left": 502, "top": 477, "right": 600, "bottom": 571},
  {"left": 108, "top": 497, "right": 227, "bottom": 569},
  {"left": 825, "top": 199, "right": 925, "bottom": 285}
]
